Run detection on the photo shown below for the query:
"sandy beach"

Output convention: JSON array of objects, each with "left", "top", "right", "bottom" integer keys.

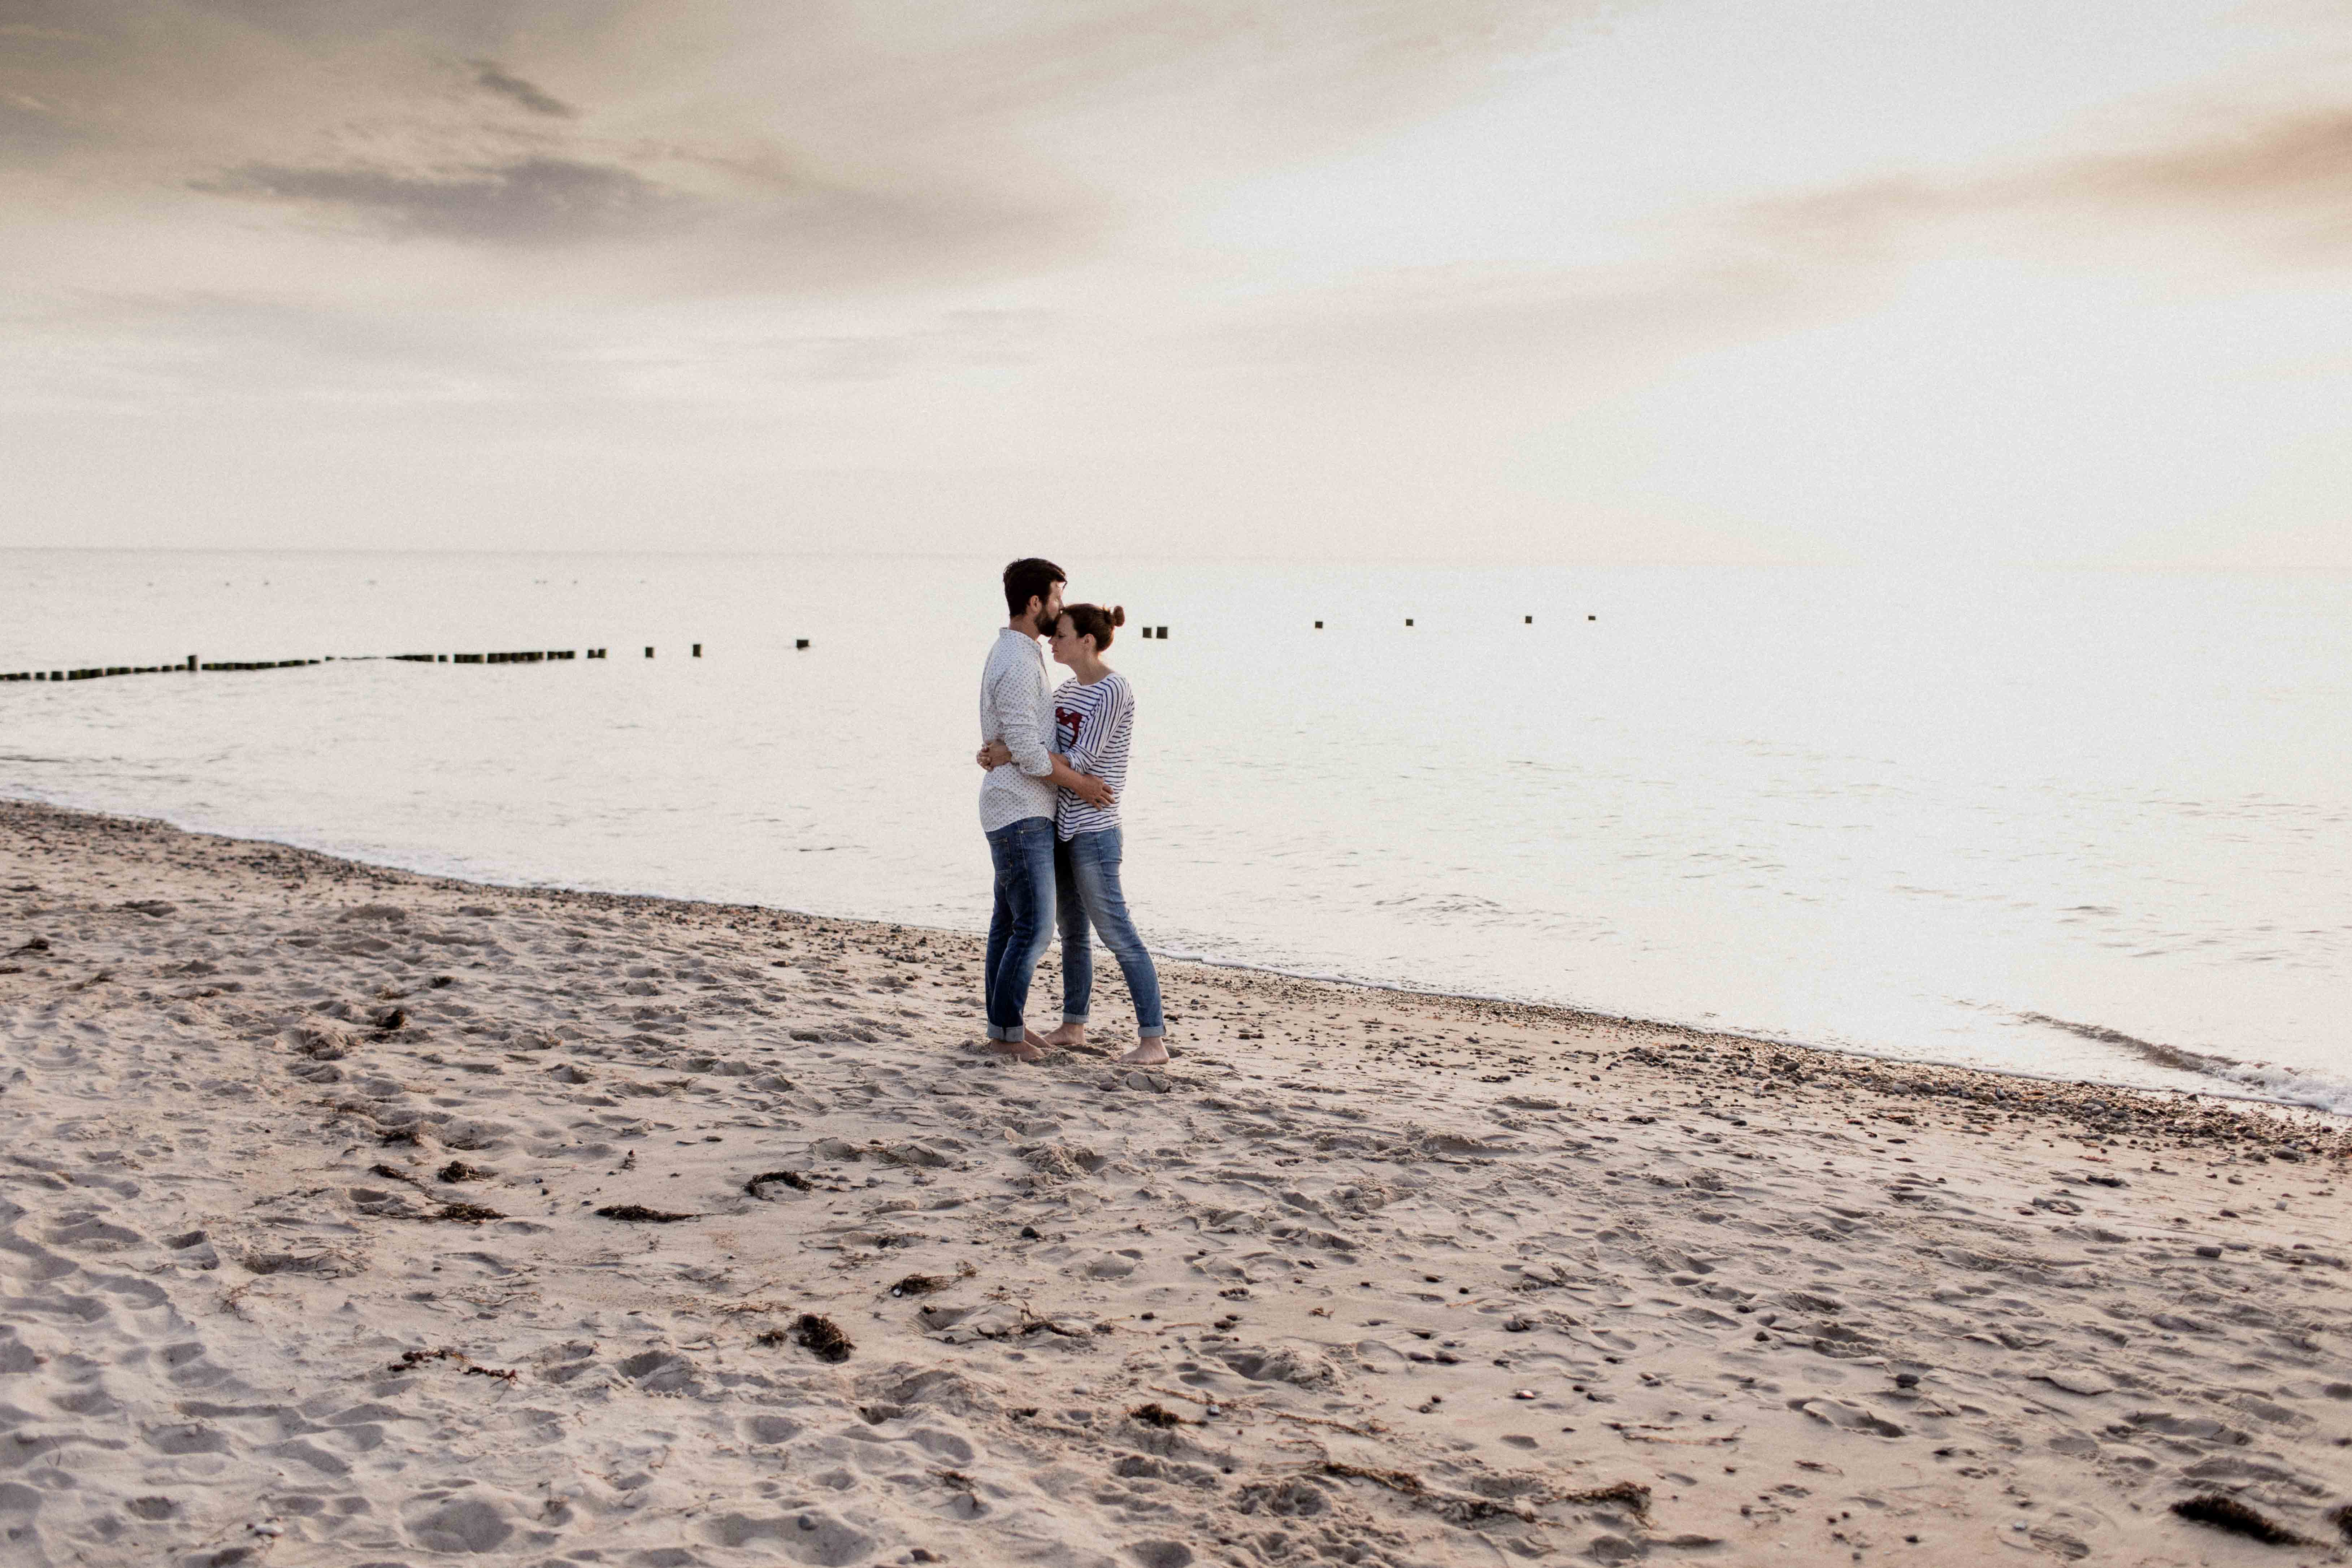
[{"left": 1, "top": 799, "right": 2346, "bottom": 1568}]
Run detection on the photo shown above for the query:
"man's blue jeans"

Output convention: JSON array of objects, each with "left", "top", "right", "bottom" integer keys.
[
  {"left": 984, "top": 817, "right": 1056, "bottom": 1041},
  {"left": 1056, "top": 827, "right": 1165, "bottom": 1038}
]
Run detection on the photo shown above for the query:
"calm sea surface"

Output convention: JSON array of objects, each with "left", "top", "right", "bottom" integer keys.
[{"left": 3, "top": 549, "right": 2346, "bottom": 1111}]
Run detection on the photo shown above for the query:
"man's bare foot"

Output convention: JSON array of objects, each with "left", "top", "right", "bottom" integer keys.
[
  {"left": 987, "top": 1035, "right": 1044, "bottom": 1062},
  {"left": 1040, "top": 1022, "right": 1086, "bottom": 1048},
  {"left": 1117, "top": 1040, "right": 1170, "bottom": 1066}
]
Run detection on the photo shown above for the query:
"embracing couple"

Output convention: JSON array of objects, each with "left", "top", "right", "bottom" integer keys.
[{"left": 974, "top": 557, "right": 1165, "bottom": 1066}]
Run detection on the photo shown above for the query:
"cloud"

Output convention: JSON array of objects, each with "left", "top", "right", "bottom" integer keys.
[
  {"left": 1744, "top": 101, "right": 2352, "bottom": 266},
  {"left": 469, "top": 60, "right": 575, "bottom": 118},
  {"left": 196, "top": 155, "right": 678, "bottom": 244},
  {"left": 2055, "top": 105, "right": 2352, "bottom": 245},
  {"left": 0, "top": 1, "right": 1607, "bottom": 271},
  {"left": 0, "top": 91, "right": 84, "bottom": 155}
]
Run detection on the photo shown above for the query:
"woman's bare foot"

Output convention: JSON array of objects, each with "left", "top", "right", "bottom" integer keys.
[
  {"left": 1040, "top": 1022, "right": 1086, "bottom": 1049},
  {"left": 1117, "top": 1039, "right": 1170, "bottom": 1066}
]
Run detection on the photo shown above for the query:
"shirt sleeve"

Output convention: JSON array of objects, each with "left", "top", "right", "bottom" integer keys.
[
  {"left": 991, "top": 660, "right": 1054, "bottom": 777},
  {"left": 1065, "top": 679, "right": 1130, "bottom": 774}
]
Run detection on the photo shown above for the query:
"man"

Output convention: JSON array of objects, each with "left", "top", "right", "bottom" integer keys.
[{"left": 978, "top": 558, "right": 1113, "bottom": 1060}]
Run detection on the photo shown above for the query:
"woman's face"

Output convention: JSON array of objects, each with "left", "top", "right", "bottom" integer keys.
[{"left": 1048, "top": 614, "right": 1084, "bottom": 667}]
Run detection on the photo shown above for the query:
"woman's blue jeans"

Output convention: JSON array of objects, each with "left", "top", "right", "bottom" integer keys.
[
  {"left": 984, "top": 817, "right": 1056, "bottom": 1041},
  {"left": 1056, "top": 827, "right": 1164, "bottom": 1038}
]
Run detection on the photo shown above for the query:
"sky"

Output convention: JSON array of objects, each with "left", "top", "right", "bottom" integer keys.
[{"left": 4, "top": 0, "right": 2350, "bottom": 568}]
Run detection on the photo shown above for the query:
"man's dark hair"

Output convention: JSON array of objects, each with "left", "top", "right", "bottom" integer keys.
[{"left": 1002, "top": 557, "right": 1067, "bottom": 620}]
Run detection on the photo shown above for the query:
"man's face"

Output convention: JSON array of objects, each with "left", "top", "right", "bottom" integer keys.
[{"left": 1035, "top": 579, "right": 1066, "bottom": 632}]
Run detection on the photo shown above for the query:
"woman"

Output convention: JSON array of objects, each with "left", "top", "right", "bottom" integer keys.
[{"left": 982, "top": 603, "right": 1166, "bottom": 1065}]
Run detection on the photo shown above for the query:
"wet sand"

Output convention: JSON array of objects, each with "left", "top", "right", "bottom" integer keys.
[{"left": 1, "top": 799, "right": 2347, "bottom": 1567}]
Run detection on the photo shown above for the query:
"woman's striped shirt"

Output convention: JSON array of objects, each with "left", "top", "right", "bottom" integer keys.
[{"left": 1051, "top": 671, "right": 1133, "bottom": 840}]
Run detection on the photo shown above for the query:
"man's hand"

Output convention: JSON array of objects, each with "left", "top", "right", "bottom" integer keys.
[
  {"left": 1069, "top": 773, "right": 1116, "bottom": 809},
  {"left": 977, "top": 740, "right": 1012, "bottom": 769}
]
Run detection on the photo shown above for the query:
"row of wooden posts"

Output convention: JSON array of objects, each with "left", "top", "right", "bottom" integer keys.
[
  {"left": 0, "top": 642, "right": 820, "bottom": 683},
  {"left": 0, "top": 619, "right": 1595, "bottom": 684},
  {"left": 390, "top": 650, "right": 585, "bottom": 664},
  {"left": 1, "top": 656, "right": 320, "bottom": 682},
  {"left": 1314, "top": 616, "right": 1591, "bottom": 627}
]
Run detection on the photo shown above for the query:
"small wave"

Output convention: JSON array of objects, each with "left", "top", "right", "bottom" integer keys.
[
  {"left": 2017, "top": 1011, "right": 2227, "bottom": 1073},
  {"left": 1370, "top": 891, "right": 1508, "bottom": 922},
  {"left": 2017, "top": 1011, "right": 2352, "bottom": 1115}
]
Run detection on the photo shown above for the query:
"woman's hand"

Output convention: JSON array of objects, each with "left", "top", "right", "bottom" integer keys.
[{"left": 977, "top": 739, "right": 1013, "bottom": 769}]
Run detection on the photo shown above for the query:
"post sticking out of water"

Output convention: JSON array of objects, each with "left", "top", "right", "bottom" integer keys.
[
  {"left": 645, "top": 647, "right": 654, "bottom": 658},
  {"left": 1156, "top": 626, "right": 1168, "bottom": 639},
  {"left": 692, "top": 643, "right": 702, "bottom": 658},
  {"left": 186, "top": 654, "right": 197, "bottom": 671},
  {"left": 1405, "top": 618, "right": 1414, "bottom": 627},
  {"left": 1524, "top": 616, "right": 1533, "bottom": 624},
  {"left": 1588, "top": 614, "right": 1596, "bottom": 621},
  {"left": 795, "top": 639, "right": 810, "bottom": 650},
  {"left": 1314, "top": 621, "right": 1323, "bottom": 629}
]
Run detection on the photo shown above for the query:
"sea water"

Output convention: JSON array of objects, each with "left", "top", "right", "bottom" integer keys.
[{"left": 3, "top": 548, "right": 2346, "bottom": 1111}]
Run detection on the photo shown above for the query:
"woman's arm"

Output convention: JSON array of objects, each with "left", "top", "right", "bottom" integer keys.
[
  {"left": 980, "top": 739, "right": 1114, "bottom": 807},
  {"left": 1053, "top": 755, "right": 1115, "bottom": 807},
  {"left": 1064, "top": 680, "right": 1132, "bottom": 778}
]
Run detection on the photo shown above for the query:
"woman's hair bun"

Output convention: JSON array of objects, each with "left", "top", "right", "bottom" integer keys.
[{"left": 1063, "top": 601, "right": 1120, "bottom": 648}]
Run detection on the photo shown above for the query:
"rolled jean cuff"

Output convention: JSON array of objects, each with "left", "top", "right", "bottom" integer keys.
[
  {"left": 1136, "top": 1025, "right": 1166, "bottom": 1039},
  {"left": 987, "top": 1022, "right": 1025, "bottom": 1042},
  {"left": 1062, "top": 1011, "right": 1088, "bottom": 1025}
]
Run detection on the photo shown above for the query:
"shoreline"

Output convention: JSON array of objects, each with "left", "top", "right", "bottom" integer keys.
[
  {"left": 8, "top": 790, "right": 2344, "bottom": 1125},
  {"left": 3, "top": 799, "right": 2348, "bottom": 1566},
  {"left": 1148, "top": 950, "right": 2352, "bottom": 1124}
]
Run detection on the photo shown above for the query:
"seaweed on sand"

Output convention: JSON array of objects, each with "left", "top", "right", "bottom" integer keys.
[
  {"left": 791, "top": 1313, "right": 853, "bottom": 1363},
  {"left": 2170, "top": 1495, "right": 2313, "bottom": 1547}
]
